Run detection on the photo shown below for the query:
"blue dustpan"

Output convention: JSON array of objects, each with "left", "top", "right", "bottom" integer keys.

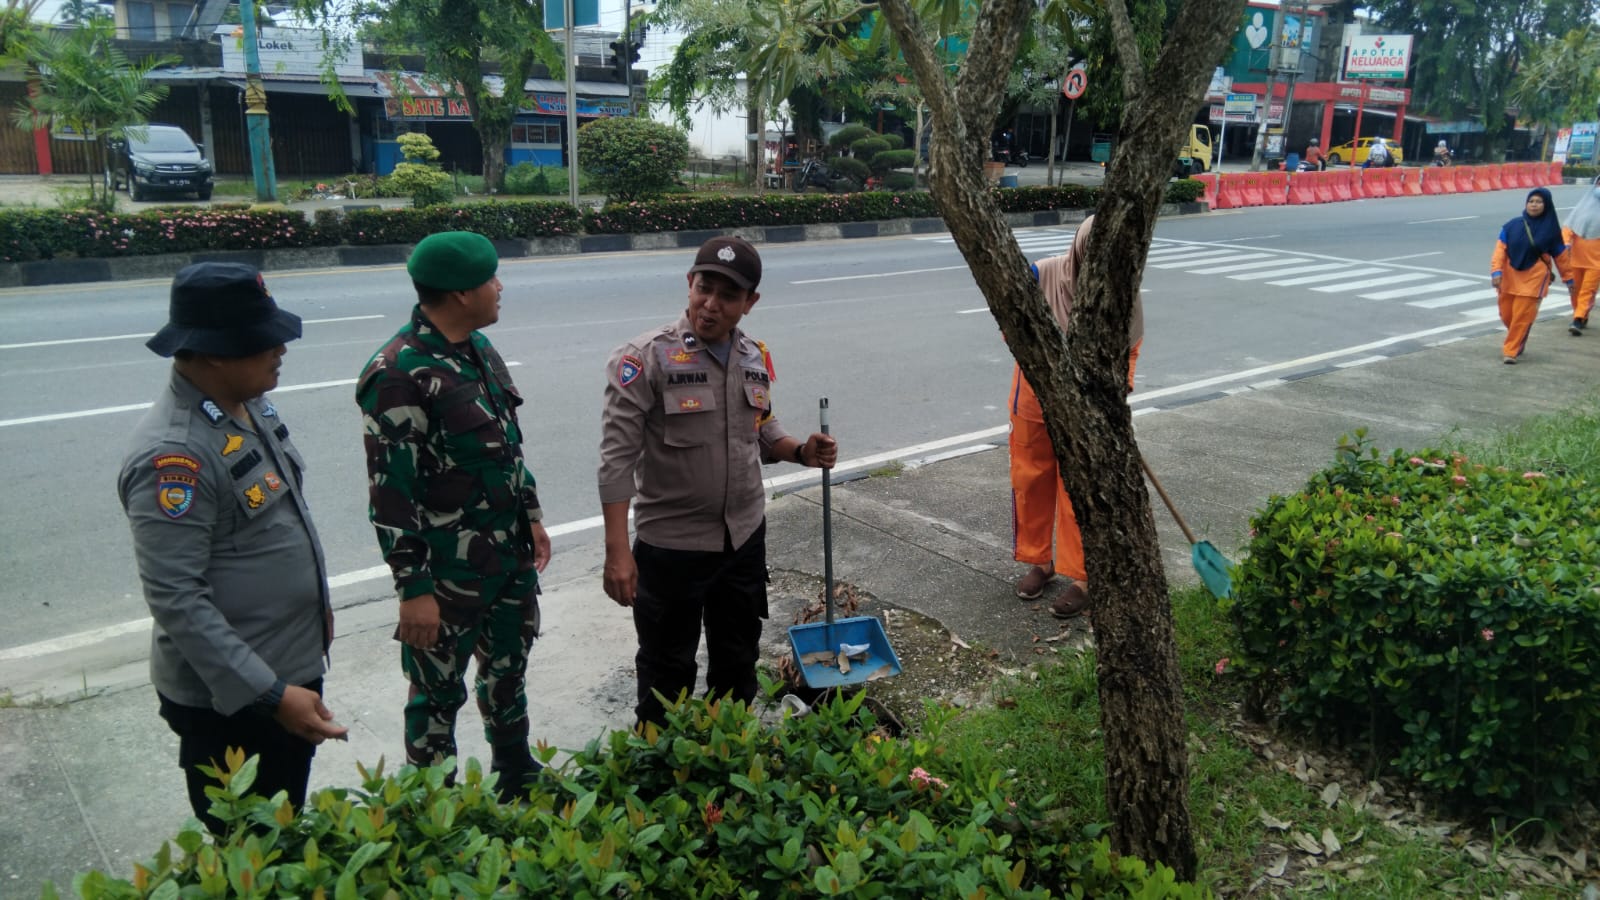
[
  {"left": 787, "top": 398, "right": 902, "bottom": 687},
  {"left": 1141, "top": 456, "right": 1233, "bottom": 599}
]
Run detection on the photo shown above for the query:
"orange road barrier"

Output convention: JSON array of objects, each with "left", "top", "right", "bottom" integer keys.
[
  {"left": 1313, "top": 170, "right": 1337, "bottom": 203},
  {"left": 1287, "top": 171, "right": 1320, "bottom": 204},
  {"left": 1213, "top": 172, "right": 1245, "bottom": 209},
  {"left": 1260, "top": 171, "right": 1288, "bottom": 205},
  {"left": 1192, "top": 173, "right": 1219, "bottom": 208},
  {"left": 1331, "top": 169, "right": 1355, "bottom": 202},
  {"left": 1400, "top": 167, "right": 1423, "bottom": 196}
]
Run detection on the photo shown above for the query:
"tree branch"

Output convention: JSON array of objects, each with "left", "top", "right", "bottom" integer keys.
[{"left": 1103, "top": 0, "right": 1144, "bottom": 98}]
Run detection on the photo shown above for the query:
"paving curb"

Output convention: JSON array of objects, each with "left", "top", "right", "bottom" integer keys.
[{"left": 0, "top": 202, "right": 1208, "bottom": 288}]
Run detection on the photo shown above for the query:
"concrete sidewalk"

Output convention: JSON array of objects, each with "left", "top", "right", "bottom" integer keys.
[{"left": 3, "top": 319, "right": 1596, "bottom": 895}]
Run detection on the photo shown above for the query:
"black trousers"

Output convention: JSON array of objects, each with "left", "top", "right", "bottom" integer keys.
[
  {"left": 632, "top": 522, "right": 768, "bottom": 727},
  {"left": 157, "top": 680, "right": 320, "bottom": 836}
]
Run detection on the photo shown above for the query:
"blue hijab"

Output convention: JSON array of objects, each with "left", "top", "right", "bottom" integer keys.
[{"left": 1502, "top": 188, "right": 1562, "bottom": 271}]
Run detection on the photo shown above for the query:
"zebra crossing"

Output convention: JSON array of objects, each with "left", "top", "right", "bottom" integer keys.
[{"left": 910, "top": 228, "right": 1514, "bottom": 318}]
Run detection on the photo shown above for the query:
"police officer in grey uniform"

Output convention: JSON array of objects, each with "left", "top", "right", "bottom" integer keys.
[
  {"left": 118, "top": 262, "right": 347, "bottom": 834},
  {"left": 598, "top": 236, "right": 838, "bottom": 727}
]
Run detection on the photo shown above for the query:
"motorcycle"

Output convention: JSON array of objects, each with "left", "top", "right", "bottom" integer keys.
[
  {"left": 991, "top": 146, "right": 1030, "bottom": 167},
  {"left": 791, "top": 158, "right": 859, "bottom": 193}
]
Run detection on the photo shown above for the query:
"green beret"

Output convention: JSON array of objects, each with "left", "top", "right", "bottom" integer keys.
[{"left": 407, "top": 231, "right": 499, "bottom": 291}]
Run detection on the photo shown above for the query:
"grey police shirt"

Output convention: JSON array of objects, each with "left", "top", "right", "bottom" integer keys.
[{"left": 117, "top": 370, "right": 330, "bottom": 715}]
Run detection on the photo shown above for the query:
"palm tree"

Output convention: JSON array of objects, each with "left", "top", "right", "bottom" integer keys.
[{"left": 9, "top": 17, "right": 177, "bottom": 209}]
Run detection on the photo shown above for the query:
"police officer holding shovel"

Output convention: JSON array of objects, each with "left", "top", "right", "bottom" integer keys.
[
  {"left": 598, "top": 235, "right": 837, "bottom": 728},
  {"left": 118, "top": 262, "right": 345, "bottom": 835}
]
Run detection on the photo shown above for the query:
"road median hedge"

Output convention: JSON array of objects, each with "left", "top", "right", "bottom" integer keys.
[{"left": 0, "top": 181, "right": 1205, "bottom": 264}]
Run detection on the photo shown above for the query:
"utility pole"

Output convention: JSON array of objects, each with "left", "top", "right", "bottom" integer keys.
[
  {"left": 563, "top": 0, "right": 579, "bottom": 209},
  {"left": 1278, "top": 0, "right": 1314, "bottom": 158},
  {"left": 622, "top": 0, "right": 632, "bottom": 116},
  {"left": 238, "top": 0, "right": 277, "bottom": 201},
  {"left": 1248, "top": 63, "right": 1279, "bottom": 172}
]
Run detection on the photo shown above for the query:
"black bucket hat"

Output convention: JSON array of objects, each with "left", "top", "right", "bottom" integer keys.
[{"left": 146, "top": 262, "right": 302, "bottom": 358}]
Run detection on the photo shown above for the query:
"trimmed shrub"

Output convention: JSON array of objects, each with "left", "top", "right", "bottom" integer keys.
[
  {"left": 871, "top": 150, "right": 916, "bottom": 173},
  {"left": 0, "top": 207, "right": 315, "bottom": 261},
  {"left": 576, "top": 116, "right": 690, "bottom": 202},
  {"left": 504, "top": 162, "right": 554, "bottom": 196},
  {"left": 390, "top": 133, "right": 454, "bottom": 208},
  {"left": 52, "top": 693, "right": 1202, "bottom": 899},
  {"left": 585, "top": 191, "right": 943, "bottom": 233},
  {"left": 342, "top": 201, "right": 582, "bottom": 245},
  {"left": 1226, "top": 431, "right": 1600, "bottom": 817},
  {"left": 828, "top": 124, "right": 875, "bottom": 151},
  {"left": 1166, "top": 178, "right": 1205, "bottom": 203},
  {"left": 850, "top": 137, "right": 891, "bottom": 160},
  {"left": 881, "top": 133, "right": 906, "bottom": 151},
  {"left": 1563, "top": 165, "right": 1597, "bottom": 182},
  {"left": 829, "top": 156, "right": 871, "bottom": 184},
  {"left": 883, "top": 171, "right": 918, "bottom": 191}
]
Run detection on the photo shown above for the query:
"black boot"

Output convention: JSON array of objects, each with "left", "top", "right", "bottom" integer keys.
[{"left": 490, "top": 745, "right": 544, "bottom": 804}]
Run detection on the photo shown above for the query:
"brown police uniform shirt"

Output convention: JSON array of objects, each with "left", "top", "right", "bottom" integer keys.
[{"left": 598, "top": 316, "right": 792, "bottom": 552}]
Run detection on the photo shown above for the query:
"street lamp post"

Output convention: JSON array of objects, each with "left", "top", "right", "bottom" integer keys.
[{"left": 238, "top": 0, "right": 277, "bottom": 202}]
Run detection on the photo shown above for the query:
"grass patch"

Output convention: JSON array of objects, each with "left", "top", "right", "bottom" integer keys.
[
  {"left": 1449, "top": 389, "right": 1600, "bottom": 481},
  {"left": 939, "top": 587, "right": 1574, "bottom": 897},
  {"left": 867, "top": 460, "right": 906, "bottom": 478}
]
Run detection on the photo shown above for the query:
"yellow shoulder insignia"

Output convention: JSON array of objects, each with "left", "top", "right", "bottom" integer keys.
[{"left": 221, "top": 434, "right": 244, "bottom": 456}]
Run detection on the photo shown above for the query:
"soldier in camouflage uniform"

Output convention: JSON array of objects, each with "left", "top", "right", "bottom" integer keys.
[{"left": 355, "top": 231, "right": 551, "bottom": 798}]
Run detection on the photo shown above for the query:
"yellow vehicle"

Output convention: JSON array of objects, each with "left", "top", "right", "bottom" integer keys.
[
  {"left": 1179, "top": 124, "right": 1213, "bottom": 173},
  {"left": 1326, "top": 137, "right": 1403, "bottom": 167}
]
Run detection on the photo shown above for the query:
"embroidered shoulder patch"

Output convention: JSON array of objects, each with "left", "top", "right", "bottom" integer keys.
[
  {"left": 264, "top": 472, "right": 283, "bottom": 492},
  {"left": 153, "top": 454, "right": 201, "bottom": 473},
  {"left": 261, "top": 400, "right": 278, "bottom": 418},
  {"left": 618, "top": 354, "right": 643, "bottom": 387},
  {"left": 199, "top": 399, "right": 226, "bottom": 424},
  {"left": 243, "top": 484, "right": 266, "bottom": 509},
  {"left": 221, "top": 434, "right": 244, "bottom": 456},
  {"left": 157, "top": 472, "right": 197, "bottom": 519}
]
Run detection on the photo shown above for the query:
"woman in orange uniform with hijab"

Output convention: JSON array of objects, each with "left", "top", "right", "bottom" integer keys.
[
  {"left": 1009, "top": 216, "right": 1141, "bottom": 618},
  {"left": 1559, "top": 177, "right": 1600, "bottom": 335},
  {"left": 1490, "top": 188, "right": 1570, "bottom": 364}
]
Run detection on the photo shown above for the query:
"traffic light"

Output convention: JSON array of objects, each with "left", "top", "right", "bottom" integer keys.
[{"left": 609, "top": 39, "right": 628, "bottom": 81}]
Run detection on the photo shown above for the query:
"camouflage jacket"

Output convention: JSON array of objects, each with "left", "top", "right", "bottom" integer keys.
[{"left": 356, "top": 305, "right": 541, "bottom": 603}]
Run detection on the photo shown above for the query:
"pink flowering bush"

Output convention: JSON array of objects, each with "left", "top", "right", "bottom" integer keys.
[
  {"left": 1224, "top": 430, "right": 1600, "bottom": 817},
  {"left": 340, "top": 200, "right": 583, "bottom": 245}
]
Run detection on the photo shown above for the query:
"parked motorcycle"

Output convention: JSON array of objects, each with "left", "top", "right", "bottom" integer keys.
[
  {"left": 792, "top": 158, "right": 859, "bottom": 193},
  {"left": 991, "top": 146, "right": 1030, "bottom": 167}
]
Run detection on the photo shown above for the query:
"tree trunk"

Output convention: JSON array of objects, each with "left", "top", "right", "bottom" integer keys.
[{"left": 877, "top": 0, "right": 1247, "bottom": 881}]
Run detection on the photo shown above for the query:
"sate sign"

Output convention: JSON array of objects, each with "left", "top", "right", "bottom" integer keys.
[{"left": 385, "top": 97, "right": 474, "bottom": 119}]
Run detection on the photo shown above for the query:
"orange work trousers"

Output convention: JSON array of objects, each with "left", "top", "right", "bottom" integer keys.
[
  {"left": 1008, "top": 343, "right": 1140, "bottom": 583},
  {"left": 1498, "top": 291, "right": 1541, "bottom": 359},
  {"left": 1571, "top": 268, "right": 1599, "bottom": 322}
]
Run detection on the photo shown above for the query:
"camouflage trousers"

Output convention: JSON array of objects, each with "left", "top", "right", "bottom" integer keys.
[{"left": 400, "top": 574, "right": 540, "bottom": 770}]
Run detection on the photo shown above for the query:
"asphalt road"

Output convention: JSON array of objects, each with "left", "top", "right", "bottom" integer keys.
[{"left": 0, "top": 185, "right": 1575, "bottom": 652}]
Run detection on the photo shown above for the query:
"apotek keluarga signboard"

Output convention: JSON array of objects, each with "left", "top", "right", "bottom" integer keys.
[{"left": 1344, "top": 34, "right": 1412, "bottom": 81}]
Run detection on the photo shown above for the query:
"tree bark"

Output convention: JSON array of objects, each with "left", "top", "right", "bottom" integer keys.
[{"left": 877, "top": 0, "right": 1247, "bottom": 881}]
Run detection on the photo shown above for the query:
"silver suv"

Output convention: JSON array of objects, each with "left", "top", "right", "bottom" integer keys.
[{"left": 106, "top": 124, "right": 215, "bottom": 202}]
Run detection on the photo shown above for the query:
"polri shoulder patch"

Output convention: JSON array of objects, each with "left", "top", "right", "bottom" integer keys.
[
  {"left": 618, "top": 354, "right": 643, "bottom": 387},
  {"left": 264, "top": 471, "right": 283, "bottom": 492},
  {"left": 153, "top": 453, "right": 201, "bottom": 473},
  {"left": 157, "top": 472, "right": 197, "bottom": 519}
]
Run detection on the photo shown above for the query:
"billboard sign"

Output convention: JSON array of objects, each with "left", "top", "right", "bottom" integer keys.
[
  {"left": 1345, "top": 34, "right": 1412, "bottom": 81},
  {"left": 219, "top": 26, "right": 362, "bottom": 79}
]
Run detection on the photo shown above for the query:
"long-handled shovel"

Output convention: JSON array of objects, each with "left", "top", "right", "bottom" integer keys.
[
  {"left": 1139, "top": 455, "right": 1233, "bottom": 599},
  {"left": 786, "top": 398, "right": 902, "bottom": 687}
]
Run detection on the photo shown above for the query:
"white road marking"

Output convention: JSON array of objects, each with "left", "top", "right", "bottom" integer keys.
[
  {"left": 1336, "top": 355, "right": 1388, "bottom": 368},
  {"left": 1209, "top": 234, "right": 1281, "bottom": 243},
  {"left": 1200, "top": 257, "right": 1313, "bottom": 275},
  {"left": 1312, "top": 272, "right": 1434, "bottom": 293},
  {"left": 1149, "top": 252, "right": 1273, "bottom": 270},
  {"left": 956, "top": 307, "right": 990, "bottom": 315},
  {"left": 1229, "top": 262, "right": 1350, "bottom": 281},
  {"left": 0, "top": 361, "right": 520, "bottom": 429},
  {"left": 1410, "top": 288, "right": 1501, "bottom": 309},
  {"left": 1265, "top": 268, "right": 1371, "bottom": 287},
  {"left": 1408, "top": 216, "right": 1478, "bottom": 225},
  {"left": 791, "top": 265, "right": 969, "bottom": 285},
  {"left": 1362, "top": 278, "right": 1478, "bottom": 300},
  {"left": 1371, "top": 251, "right": 1444, "bottom": 263},
  {"left": 0, "top": 316, "right": 384, "bottom": 351}
]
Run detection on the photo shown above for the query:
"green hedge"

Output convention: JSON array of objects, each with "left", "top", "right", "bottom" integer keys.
[
  {"left": 52, "top": 692, "right": 1203, "bottom": 899},
  {"left": 1225, "top": 431, "right": 1600, "bottom": 817},
  {"left": 0, "top": 181, "right": 1208, "bottom": 262},
  {"left": 1563, "top": 165, "right": 1598, "bottom": 182}
]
